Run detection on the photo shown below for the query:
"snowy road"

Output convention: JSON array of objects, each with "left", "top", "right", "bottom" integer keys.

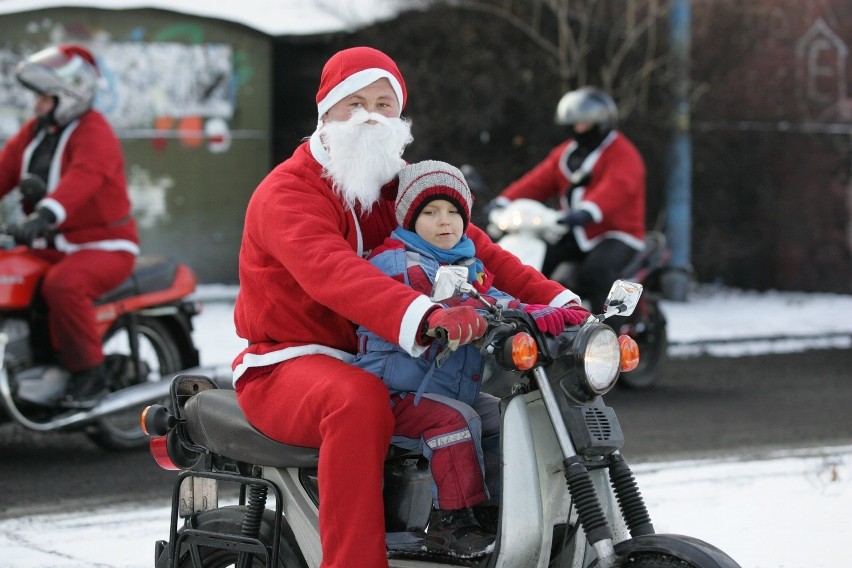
[
  {"left": 1, "top": 285, "right": 850, "bottom": 567},
  {"left": 1, "top": 444, "right": 849, "bottom": 568}
]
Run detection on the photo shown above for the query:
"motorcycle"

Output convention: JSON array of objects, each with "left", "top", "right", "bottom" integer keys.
[
  {"left": 472, "top": 168, "right": 669, "bottom": 390},
  {"left": 141, "top": 269, "right": 741, "bottom": 568},
  {"left": 0, "top": 177, "right": 202, "bottom": 450}
]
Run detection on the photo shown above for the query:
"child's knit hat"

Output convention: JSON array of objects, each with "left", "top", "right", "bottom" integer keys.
[{"left": 396, "top": 160, "right": 473, "bottom": 231}]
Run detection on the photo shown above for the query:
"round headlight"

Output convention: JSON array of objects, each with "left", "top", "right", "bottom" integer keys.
[{"left": 581, "top": 326, "right": 621, "bottom": 394}]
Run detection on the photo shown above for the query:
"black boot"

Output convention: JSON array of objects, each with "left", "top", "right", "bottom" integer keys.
[
  {"left": 424, "top": 507, "right": 495, "bottom": 558},
  {"left": 62, "top": 363, "right": 109, "bottom": 409}
]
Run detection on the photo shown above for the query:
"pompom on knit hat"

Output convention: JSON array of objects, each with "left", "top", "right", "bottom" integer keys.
[
  {"left": 396, "top": 160, "right": 473, "bottom": 231},
  {"left": 315, "top": 46, "right": 407, "bottom": 119}
]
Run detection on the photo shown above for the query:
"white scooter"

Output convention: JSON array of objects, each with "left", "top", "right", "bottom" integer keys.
[
  {"left": 486, "top": 197, "right": 669, "bottom": 389},
  {"left": 141, "top": 270, "right": 740, "bottom": 568}
]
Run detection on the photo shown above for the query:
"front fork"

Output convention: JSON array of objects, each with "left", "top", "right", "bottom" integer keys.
[{"left": 531, "top": 368, "right": 654, "bottom": 567}]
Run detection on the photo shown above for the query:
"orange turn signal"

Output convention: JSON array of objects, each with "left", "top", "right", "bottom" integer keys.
[
  {"left": 618, "top": 335, "right": 640, "bottom": 372},
  {"left": 511, "top": 332, "right": 538, "bottom": 371},
  {"left": 140, "top": 405, "right": 154, "bottom": 436}
]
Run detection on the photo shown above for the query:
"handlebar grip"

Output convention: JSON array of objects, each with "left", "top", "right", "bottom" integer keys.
[{"left": 434, "top": 327, "right": 449, "bottom": 344}]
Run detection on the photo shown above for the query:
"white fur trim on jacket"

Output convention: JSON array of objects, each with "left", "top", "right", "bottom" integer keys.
[
  {"left": 53, "top": 233, "right": 140, "bottom": 255},
  {"left": 550, "top": 289, "right": 582, "bottom": 308},
  {"left": 316, "top": 68, "right": 404, "bottom": 119},
  {"left": 232, "top": 295, "right": 437, "bottom": 387}
]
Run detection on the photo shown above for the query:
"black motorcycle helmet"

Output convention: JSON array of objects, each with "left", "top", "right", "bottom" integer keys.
[{"left": 554, "top": 87, "right": 618, "bottom": 148}]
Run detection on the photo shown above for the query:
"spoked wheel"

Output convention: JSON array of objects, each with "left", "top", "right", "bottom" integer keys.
[
  {"left": 156, "top": 507, "right": 306, "bottom": 568},
  {"left": 86, "top": 317, "right": 183, "bottom": 450},
  {"left": 617, "top": 298, "right": 668, "bottom": 390}
]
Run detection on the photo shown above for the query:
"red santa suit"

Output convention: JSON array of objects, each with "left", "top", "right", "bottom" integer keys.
[
  {"left": 233, "top": 135, "right": 577, "bottom": 568},
  {"left": 233, "top": 47, "right": 579, "bottom": 568},
  {"left": 0, "top": 110, "right": 139, "bottom": 371},
  {"left": 501, "top": 131, "right": 646, "bottom": 251}
]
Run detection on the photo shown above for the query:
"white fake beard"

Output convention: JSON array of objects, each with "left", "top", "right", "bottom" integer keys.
[{"left": 320, "top": 109, "right": 413, "bottom": 211}]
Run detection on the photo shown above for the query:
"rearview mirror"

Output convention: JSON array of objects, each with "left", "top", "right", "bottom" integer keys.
[
  {"left": 430, "top": 265, "right": 472, "bottom": 302},
  {"left": 602, "top": 280, "right": 642, "bottom": 319}
]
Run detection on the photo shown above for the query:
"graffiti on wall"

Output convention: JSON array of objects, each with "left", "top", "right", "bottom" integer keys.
[
  {"left": 99, "top": 43, "right": 235, "bottom": 126},
  {"left": 0, "top": 41, "right": 238, "bottom": 152}
]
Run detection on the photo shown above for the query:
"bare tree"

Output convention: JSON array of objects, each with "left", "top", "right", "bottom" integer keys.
[{"left": 440, "top": 0, "right": 671, "bottom": 118}]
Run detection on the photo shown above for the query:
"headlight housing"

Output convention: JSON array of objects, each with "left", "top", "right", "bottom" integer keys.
[{"left": 548, "top": 323, "right": 621, "bottom": 402}]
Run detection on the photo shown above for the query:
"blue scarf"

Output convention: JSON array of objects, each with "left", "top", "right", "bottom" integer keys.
[{"left": 392, "top": 227, "right": 485, "bottom": 284}]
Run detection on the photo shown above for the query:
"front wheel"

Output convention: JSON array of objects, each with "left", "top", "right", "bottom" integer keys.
[
  {"left": 614, "top": 552, "right": 697, "bottom": 566},
  {"left": 600, "top": 534, "right": 742, "bottom": 568},
  {"left": 86, "top": 316, "right": 185, "bottom": 450},
  {"left": 156, "top": 506, "right": 306, "bottom": 568}
]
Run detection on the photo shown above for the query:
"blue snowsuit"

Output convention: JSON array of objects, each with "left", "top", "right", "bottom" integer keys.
[{"left": 354, "top": 233, "right": 517, "bottom": 510}]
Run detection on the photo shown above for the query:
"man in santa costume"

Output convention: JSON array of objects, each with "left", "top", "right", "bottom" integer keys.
[
  {"left": 0, "top": 45, "right": 139, "bottom": 407},
  {"left": 494, "top": 87, "right": 646, "bottom": 313},
  {"left": 232, "top": 46, "right": 580, "bottom": 567}
]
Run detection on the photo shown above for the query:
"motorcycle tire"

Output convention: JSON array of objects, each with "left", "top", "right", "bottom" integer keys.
[
  {"left": 617, "top": 299, "right": 668, "bottom": 390},
  {"left": 615, "top": 553, "right": 696, "bottom": 566},
  {"left": 156, "top": 506, "right": 306, "bottom": 568},
  {"left": 86, "top": 316, "right": 185, "bottom": 451},
  {"left": 601, "top": 534, "right": 742, "bottom": 568}
]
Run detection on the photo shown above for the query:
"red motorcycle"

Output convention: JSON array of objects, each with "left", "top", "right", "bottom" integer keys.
[{"left": 0, "top": 231, "right": 202, "bottom": 450}]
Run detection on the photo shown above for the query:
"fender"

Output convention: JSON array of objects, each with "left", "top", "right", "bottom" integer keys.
[
  {"left": 613, "top": 533, "right": 741, "bottom": 567},
  {"left": 93, "top": 263, "right": 197, "bottom": 335}
]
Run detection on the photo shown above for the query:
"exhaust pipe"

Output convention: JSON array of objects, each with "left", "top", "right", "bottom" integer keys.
[
  {"left": 0, "top": 370, "right": 176, "bottom": 431},
  {"left": 0, "top": 333, "right": 230, "bottom": 432}
]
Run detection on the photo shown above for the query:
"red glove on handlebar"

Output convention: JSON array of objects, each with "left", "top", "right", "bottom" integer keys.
[
  {"left": 424, "top": 306, "right": 487, "bottom": 350},
  {"left": 562, "top": 301, "right": 592, "bottom": 326},
  {"left": 523, "top": 303, "right": 590, "bottom": 334}
]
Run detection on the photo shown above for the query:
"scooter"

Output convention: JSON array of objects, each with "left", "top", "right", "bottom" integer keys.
[
  {"left": 484, "top": 195, "right": 669, "bottom": 390},
  {"left": 0, "top": 179, "right": 203, "bottom": 450},
  {"left": 141, "top": 270, "right": 741, "bottom": 568}
]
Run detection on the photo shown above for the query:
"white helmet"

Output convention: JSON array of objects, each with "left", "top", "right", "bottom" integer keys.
[
  {"left": 15, "top": 45, "right": 99, "bottom": 127},
  {"left": 554, "top": 87, "right": 618, "bottom": 134}
]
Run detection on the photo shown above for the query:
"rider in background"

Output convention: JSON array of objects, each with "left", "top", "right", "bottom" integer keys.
[
  {"left": 492, "top": 87, "right": 646, "bottom": 313},
  {"left": 0, "top": 45, "right": 140, "bottom": 408}
]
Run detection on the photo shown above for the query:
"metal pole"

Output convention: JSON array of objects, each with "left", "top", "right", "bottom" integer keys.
[{"left": 662, "top": 0, "right": 692, "bottom": 301}]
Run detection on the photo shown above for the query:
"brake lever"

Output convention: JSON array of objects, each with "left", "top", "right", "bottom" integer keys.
[{"left": 479, "top": 321, "right": 517, "bottom": 356}]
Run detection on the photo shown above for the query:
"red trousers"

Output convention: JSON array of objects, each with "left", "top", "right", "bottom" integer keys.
[
  {"left": 33, "top": 249, "right": 136, "bottom": 372},
  {"left": 236, "top": 355, "right": 395, "bottom": 568},
  {"left": 391, "top": 393, "right": 488, "bottom": 510}
]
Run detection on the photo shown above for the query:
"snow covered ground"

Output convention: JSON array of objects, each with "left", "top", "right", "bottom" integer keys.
[{"left": 1, "top": 284, "right": 851, "bottom": 567}]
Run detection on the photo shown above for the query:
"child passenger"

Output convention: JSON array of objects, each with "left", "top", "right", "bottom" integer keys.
[{"left": 354, "top": 160, "right": 590, "bottom": 557}]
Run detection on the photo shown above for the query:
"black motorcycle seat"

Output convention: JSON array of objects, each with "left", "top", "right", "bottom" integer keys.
[
  {"left": 184, "top": 389, "right": 320, "bottom": 469},
  {"left": 95, "top": 255, "right": 179, "bottom": 305}
]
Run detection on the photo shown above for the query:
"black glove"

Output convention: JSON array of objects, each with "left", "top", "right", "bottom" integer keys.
[
  {"left": 10, "top": 207, "right": 55, "bottom": 247},
  {"left": 559, "top": 210, "right": 593, "bottom": 228},
  {"left": 19, "top": 173, "right": 47, "bottom": 209}
]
